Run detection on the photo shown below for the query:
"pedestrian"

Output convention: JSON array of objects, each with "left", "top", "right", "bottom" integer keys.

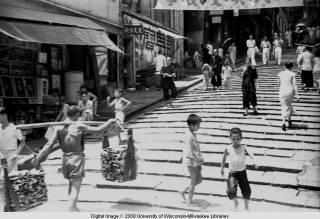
[
  {"left": 220, "top": 127, "right": 257, "bottom": 211},
  {"left": 211, "top": 49, "right": 223, "bottom": 90},
  {"left": 246, "top": 34, "right": 257, "bottom": 66},
  {"left": 78, "top": 85, "right": 99, "bottom": 118},
  {"left": 222, "top": 60, "right": 232, "bottom": 90},
  {"left": 179, "top": 114, "right": 204, "bottom": 206},
  {"left": 106, "top": 89, "right": 131, "bottom": 144},
  {"left": 285, "top": 28, "right": 293, "bottom": 48},
  {"left": 0, "top": 107, "right": 25, "bottom": 211},
  {"left": 260, "top": 36, "right": 271, "bottom": 65},
  {"left": 240, "top": 59, "right": 259, "bottom": 116},
  {"left": 228, "top": 42, "right": 237, "bottom": 70},
  {"left": 78, "top": 91, "right": 94, "bottom": 121},
  {"left": 160, "top": 57, "right": 178, "bottom": 100},
  {"left": 154, "top": 49, "right": 167, "bottom": 90},
  {"left": 193, "top": 50, "right": 201, "bottom": 69},
  {"left": 202, "top": 63, "right": 212, "bottom": 91},
  {"left": 32, "top": 106, "right": 116, "bottom": 211},
  {"left": 313, "top": 49, "right": 320, "bottom": 93},
  {"left": 201, "top": 43, "right": 210, "bottom": 65},
  {"left": 278, "top": 62, "right": 300, "bottom": 131},
  {"left": 272, "top": 35, "right": 284, "bottom": 66},
  {"left": 206, "top": 41, "right": 214, "bottom": 57},
  {"left": 218, "top": 47, "right": 224, "bottom": 59},
  {"left": 297, "top": 46, "right": 314, "bottom": 91},
  {"left": 296, "top": 45, "right": 305, "bottom": 55}
]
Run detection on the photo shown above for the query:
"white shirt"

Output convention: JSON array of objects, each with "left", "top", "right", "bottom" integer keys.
[
  {"left": 273, "top": 39, "right": 283, "bottom": 48},
  {"left": 154, "top": 54, "right": 167, "bottom": 72},
  {"left": 261, "top": 41, "right": 271, "bottom": 49},
  {"left": 226, "top": 145, "right": 246, "bottom": 172},
  {"left": 297, "top": 51, "right": 314, "bottom": 71},
  {"left": 183, "top": 129, "right": 203, "bottom": 167},
  {"left": 246, "top": 39, "right": 256, "bottom": 48},
  {"left": 313, "top": 57, "right": 320, "bottom": 72},
  {"left": 222, "top": 66, "right": 232, "bottom": 78},
  {"left": 0, "top": 123, "right": 23, "bottom": 157},
  {"left": 206, "top": 44, "right": 213, "bottom": 55}
]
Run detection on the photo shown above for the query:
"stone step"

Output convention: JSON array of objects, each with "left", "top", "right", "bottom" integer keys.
[{"left": 128, "top": 122, "right": 320, "bottom": 136}]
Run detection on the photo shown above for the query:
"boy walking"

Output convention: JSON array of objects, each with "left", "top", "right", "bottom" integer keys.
[
  {"left": 32, "top": 106, "right": 116, "bottom": 211},
  {"left": 179, "top": 114, "right": 204, "bottom": 205},
  {"left": 221, "top": 128, "right": 257, "bottom": 211}
]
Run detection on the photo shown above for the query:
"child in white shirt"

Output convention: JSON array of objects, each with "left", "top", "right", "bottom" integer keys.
[{"left": 202, "top": 63, "right": 212, "bottom": 91}]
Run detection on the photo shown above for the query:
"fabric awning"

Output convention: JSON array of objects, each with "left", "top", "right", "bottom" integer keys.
[
  {"left": 155, "top": 0, "right": 303, "bottom": 10},
  {"left": 0, "top": 20, "right": 123, "bottom": 53},
  {"left": 158, "top": 28, "right": 188, "bottom": 39}
]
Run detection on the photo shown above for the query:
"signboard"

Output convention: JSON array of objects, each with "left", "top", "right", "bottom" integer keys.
[
  {"left": 155, "top": 0, "right": 304, "bottom": 10},
  {"left": 144, "top": 28, "right": 156, "bottom": 50},
  {"left": 211, "top": 16, "right": 222, "bottom": 24},
  {"left": 124, "top": 25, "right": 144, "bottom": 35},
  {"left": 156, "top": 31, "right": 166, "bottom": 48}
]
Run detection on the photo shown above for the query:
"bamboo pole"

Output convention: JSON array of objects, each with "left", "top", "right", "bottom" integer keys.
[{"left": 16, "top": 121, "right": 107, "bottom": 130}]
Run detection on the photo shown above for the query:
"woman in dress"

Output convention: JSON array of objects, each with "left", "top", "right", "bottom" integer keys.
[
  {"left": 240, "top": 59, "right": 259, "bottom": 116},
  {"left": 278, "top": 62, "right": 299, "bottom": 131},
  {"left": 228, "top": 42, "right": 237, "bottom": 70}
]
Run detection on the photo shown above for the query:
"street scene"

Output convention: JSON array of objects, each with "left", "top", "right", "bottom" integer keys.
[{"left": 0, "top": 0, "right": 320, "bottom": 215}]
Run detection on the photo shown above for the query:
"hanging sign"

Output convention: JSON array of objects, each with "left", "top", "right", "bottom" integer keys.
[
  {"left": 155, "top": 0, "right": 304, "bottom": 10},
  {"left": 124, "top": 25, "right": 144, "bottom": 35}
]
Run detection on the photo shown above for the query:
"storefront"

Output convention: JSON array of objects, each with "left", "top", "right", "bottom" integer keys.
[
  {"left": 0, "top": 8, "right": 122, "bottom": 124},
  {"left": 122, "top": 11, "right": 185, "bottom": 89}
]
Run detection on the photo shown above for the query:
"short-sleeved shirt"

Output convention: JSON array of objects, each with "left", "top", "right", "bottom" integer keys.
[
  {"left": 297, "top": 51, "right": 314, "bottom": 71},
  {"left": 222, "top": 66, "right": 232, "bottom": 78},
  {"left": 261, "top": 41, "right": 271, "bottom": 49},
  {"left": 0, "top": 123, "right": 23, "bottom": 157},
  {"left": 313, "top": 57, "right": 320, "bottom": 72},
  {"left": 246, "top": 39, "right": 256, "bottom": 48},
  {"left": 154, "top": 54, "right": 167, "bottom": 72},
  {"left": 182, "top": 129, "right": 203, "bottom": 167},
  {"left": 273, "top": 39, "right": 283, "bottom": 48}
]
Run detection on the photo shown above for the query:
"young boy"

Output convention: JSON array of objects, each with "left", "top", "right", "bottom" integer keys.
[
  {"left": 221, "top": 128, "right": 258, "bottom": 211},
  {"left": 32, "top": 106, "right": 116, "bottom": 211},
  {"left": 179, "top": 114, "right": 204, "bottom": 205},
  {"left": 106, "top": 89, "right": 131, "bottom": 145},
  {"left": 78, "top": 85, "right": 99, "bottom": 117},
  {"left": 78, "top": 92, "right": 94, "bottom": 121}
]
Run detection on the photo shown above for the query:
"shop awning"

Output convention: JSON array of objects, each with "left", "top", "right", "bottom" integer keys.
[
  {"left": 0, "top": 20, "right": 123, "bottom": 53},
  {"left": 155, "top": 0, "right": 303, "bottom": 10},
  {"left": 158, "top": 28, "right": 188, "bottom": 39}
]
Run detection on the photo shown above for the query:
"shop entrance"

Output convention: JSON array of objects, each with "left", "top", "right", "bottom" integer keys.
[{"left": 123, "top": 36, "right": 135, "bottom": 88}]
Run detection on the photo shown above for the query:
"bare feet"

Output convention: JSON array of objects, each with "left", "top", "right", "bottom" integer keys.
[
  {"left": 179, "top": 191, "right": 186, "bottom": 202},
  {"left": 69, "top": 206, "right": 80, "bottom": 212}
]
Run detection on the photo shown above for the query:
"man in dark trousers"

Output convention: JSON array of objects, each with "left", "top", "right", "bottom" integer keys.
[{"left": 160, "top": 57, "right": 177, "bottom": 100}]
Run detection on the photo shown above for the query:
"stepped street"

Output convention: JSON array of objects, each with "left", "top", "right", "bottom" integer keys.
[{"left": 26, "top": 50, "right": 320, "bottom": 212}]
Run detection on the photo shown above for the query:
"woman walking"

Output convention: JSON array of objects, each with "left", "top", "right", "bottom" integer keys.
[
  {"left": 278, "top": 62, "right": 299, "bottom": 131},
  {"left": 211, "top": 49, "right": 223, "bottom": 90},
  {"left": 246, "top": 34, "right": 256, "bottom": 66},
  {"left": 297, "top": 46, "right": 314, "bottom": 91},
  {"left": 228, "top": 42, "right": 237, "bottom": 70},
  {"left": 240, "top": 59, "right": 259, "bottom": 116}
]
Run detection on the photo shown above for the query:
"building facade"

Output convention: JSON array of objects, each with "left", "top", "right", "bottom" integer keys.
[{"left": 119, "top": 0, "right": 184, "bottom": 89}]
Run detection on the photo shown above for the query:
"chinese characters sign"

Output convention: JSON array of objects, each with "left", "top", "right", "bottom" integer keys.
[{"left": 155, "top": 0, "right": 303, "bottom": 10}]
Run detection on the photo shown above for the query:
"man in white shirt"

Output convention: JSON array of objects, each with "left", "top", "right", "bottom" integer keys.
[
  {"left": 0, "top": 107, "right": 24, "bottom": 212},
  {"left": 260, "top": 36, "right": 271, "bottom": 65},
  {"left": 273, "top": 35, "right": 284, "bottom": 65},
  {"left": 246, "top": 34, "right": 256, "bottom": 66},
  {"left": 154, "top": 49, "right": 167, "bottom": 90},
  {"left": 297, "top": 46, "right": 314, "bottom": 91},
  {"left": 154, "top": 49, "right": 167, "bottom": 74}
]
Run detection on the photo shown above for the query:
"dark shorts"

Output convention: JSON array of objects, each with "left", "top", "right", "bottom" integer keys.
[
  {"left": 301, "top": 70, "right": 313, "bottom": 87},
  {"left": 226, "top": 170, "right": 251, "bottom": 200},
  {"left": 187, "top": 165, "right": 202, "bottom": 186},
  {"left": 62, "top": 152, "right": 85, "bottom": 180}
]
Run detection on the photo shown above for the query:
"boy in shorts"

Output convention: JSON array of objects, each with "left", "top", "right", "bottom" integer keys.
[
  {"left": 221, "top": 127, "right": 258, "bottom": 211},
  {"left": 33, "top": 106, "right": 116, "bottom": 211},
  {"left": 179, "top": 114, "right": 204, "bottom": 205}
]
